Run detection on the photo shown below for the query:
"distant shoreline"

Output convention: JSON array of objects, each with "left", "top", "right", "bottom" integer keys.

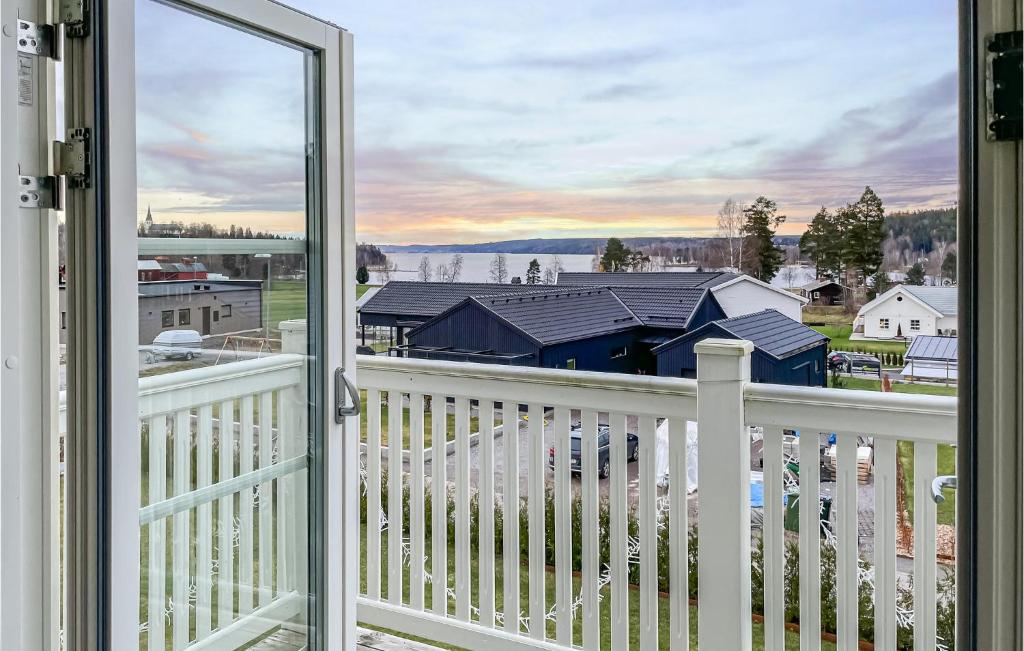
[{"left": 377, "top": 235, "right": 800, "bottom": 256}]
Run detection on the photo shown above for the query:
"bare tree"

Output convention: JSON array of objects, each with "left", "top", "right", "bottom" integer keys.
[
  {"left": 717, "top": 198, "right": 744, "bottom": 270},
  {"left": 489, "top": 253, "right": 509, "bottom": 283},
  {"left": 542, "top": 254, "right": 564, "bottom": 284},
  {"left": 378, "top": 260, "right": 398, "bottom": 283},
  {"left": 417, "top": 255, "right": 433, "bottom": 282},
  {"left": 436, "top": 262, "right": 450, "bottom": 282},
  {"left": 449, "top": 254, "right": 464, "bottom": 282}
]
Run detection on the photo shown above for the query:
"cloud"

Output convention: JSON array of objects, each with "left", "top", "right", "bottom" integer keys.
[
  {"left": 488, "top": 46, "right": 665, "bottom": 72},
  {"left": 580, "top": 83, "right": 669, "bottom": 102}
]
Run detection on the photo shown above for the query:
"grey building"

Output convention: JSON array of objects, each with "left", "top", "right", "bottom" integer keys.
[{"left": 60, "top": 279, "right": 263, "bottom": 345}]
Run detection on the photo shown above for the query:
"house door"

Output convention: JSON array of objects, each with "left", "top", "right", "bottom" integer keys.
[{"left": 12, "top": 1, "right": 358, "bottom": 648}]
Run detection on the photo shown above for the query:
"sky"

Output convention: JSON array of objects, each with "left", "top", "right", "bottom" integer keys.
[{"left": 135, "top": 0, "right": 958, "bottom": 245}]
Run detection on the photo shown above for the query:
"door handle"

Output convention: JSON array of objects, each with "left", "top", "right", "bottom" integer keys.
[
  {"left": 931, "top": 475, "right": 956, "bottom": 504},
  {"left": 334, "top": 366, "right": 360, "bottom": 423}
]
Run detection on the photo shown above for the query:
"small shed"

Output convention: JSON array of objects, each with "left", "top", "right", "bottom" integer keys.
[
  {"left": 801, "top": 280, "right": 847, "bottom": 305},
  {"left": 652, "top": 309, "right": 829, "bottom": 387},
  {"left": 902, "top": 335, "right": 957, "bottom": 382}
]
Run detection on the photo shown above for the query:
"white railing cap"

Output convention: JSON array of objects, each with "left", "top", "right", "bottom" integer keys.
[{"left": 694, "top": 338, "right": 754, "bottom": 356}]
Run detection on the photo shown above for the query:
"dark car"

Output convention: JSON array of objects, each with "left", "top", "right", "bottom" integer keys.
[
  {"left": 548, "top": 424, "right": 640, "bottom": 479},
  {"left": 828, "top": 351, "right": 881, "bottom": 374}
]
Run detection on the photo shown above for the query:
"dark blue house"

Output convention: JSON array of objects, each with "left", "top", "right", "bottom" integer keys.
[
  {"left": 403, "top": 286, "right": 725, "bottom": 373},
  {"left": 652, "top": 309, "right": 829, "bottom": 386}
]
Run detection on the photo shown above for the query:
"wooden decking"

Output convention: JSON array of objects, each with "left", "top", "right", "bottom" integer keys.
[{"left": 251, "top": 626, "right": 444, "bottom": 650}]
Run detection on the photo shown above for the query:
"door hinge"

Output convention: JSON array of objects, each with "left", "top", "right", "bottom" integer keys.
[
  {"left": 986, "top": 30, "right": 1022, "bottom": 141},
  {"left": 57, "top": 0, "right": 89, "bottom": 38},
  {"left": 14, "top": 2, "right": 88, "bottom": 60},
  {"left": 17, "top": 175, "right": 60, "bottom": 210},
  {"left": 16, "top": 19, "right": 55, "bottom": 58},
  {"left": 54, "top": 127, "right": 92, "bottom": 190}
]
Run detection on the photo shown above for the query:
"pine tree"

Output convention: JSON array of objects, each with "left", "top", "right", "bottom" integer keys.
[
  {"left": 356, "top": 266, "right": 370, "bottom": 284},
  {"left": 600, "top": 237, "right": 633, "bottom": 272},
  {"left": 740, "top": 196, "right": 786, "bottom": 281},
  {"left": 905, "top": 262, "right": 926, "bottom": 285},
  {"left": 941, "top": 251, "right": 957, "bottom": 284},
  {"left": 846, "top": 186, "right": 886, "bottom": 283},
  {"left": 525, "top": 259, "right": 541, "bottom": 284}
]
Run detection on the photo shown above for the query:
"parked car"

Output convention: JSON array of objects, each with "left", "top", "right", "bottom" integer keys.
[
  {"left": 548, "top": 423, "right": 639, "bottom": 479},
  {"left": 150, "top": 329, "right": 203, "bottom": 361},
  {"left": 827, "top": 351, "right": 881, "bottom": 374}
]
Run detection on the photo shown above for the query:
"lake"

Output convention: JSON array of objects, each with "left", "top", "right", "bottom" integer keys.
[{"left": 371, "top": 252, "right": 596, "bottom": 284}]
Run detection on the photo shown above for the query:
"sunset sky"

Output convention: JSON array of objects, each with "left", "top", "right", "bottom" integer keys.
[{"left": 135, "top": 0, "right": 958, "bottom": 245}]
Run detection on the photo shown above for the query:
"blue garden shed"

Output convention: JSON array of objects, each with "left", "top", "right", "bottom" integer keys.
[{"left": 652, "top": 309, "right": 829, "bottom": 387}]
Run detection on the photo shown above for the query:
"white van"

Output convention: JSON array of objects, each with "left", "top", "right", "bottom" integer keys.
[{"left": 151, "top": 329, "right": 203, "bottom": 361}]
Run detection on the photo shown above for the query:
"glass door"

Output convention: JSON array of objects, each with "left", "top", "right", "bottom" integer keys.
[{"left": 59, "top": 0, "right": 355, "bottom": 648}]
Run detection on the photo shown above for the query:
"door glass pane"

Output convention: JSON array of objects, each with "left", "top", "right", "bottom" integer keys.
[{"left": 135, "top": 1, "right": 317, "bottom": 647}]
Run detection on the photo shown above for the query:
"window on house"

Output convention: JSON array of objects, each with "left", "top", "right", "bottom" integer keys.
[
  {"left": 910, "top": 319, "right": 921, "bottom": 331},
  {"left": 610, "top": 345, "right": 628, "bottom": 359},
  {"left": 222, "top": 304, "right": 232, "bottom": 318},
  {"left": 879, "top": 318, "right": 890, "bottom": 329},
  {"left": 213, "top": 310, "right": 220, "bottom": 322},
  {"left": 61, "top": 311, "right": 66, "bottom": 330},
  {"left": 566, "top": 358, "right": 577, "bottom": 370},
  {"left": 178, "top": 309, "right": 191, "bottom": 325},
  {"left": 161, "top": 310, "right": 174, "bottom": 327}
]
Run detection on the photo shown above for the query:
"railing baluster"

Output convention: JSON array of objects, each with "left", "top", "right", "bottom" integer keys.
[
  {"left": 258, "top": 391, "right": 273, "bottom": 607},
  {"left": 478, "top": 399, "right": 496, "bottom": 627},
  {"left": 913, "top": 442, "right": 937, "bottom": 651},
  {"left": 580, "top": 409, "right": 600, "bottom": 650},
  {"left": 527, "top": 402, "right": 546, "bottom": 639},
  {"left": 196, "top": 404, "right": 214, "bottom": 638},
  {"left": 638, "top": 415, "right": 659, "bottom": 649},
  {"left": 217, "top": 400, "right": 235, "bottom": 631},
  {"left": 172, "top": 409, "right": 191, "bottom": 649},
  {"left": 409, "top": 393, "right": 426, "bottom": 611},
  {"left": 366, "top": 389, "right": 382, "bottom": 601},
  {"left": 798, "top": 430, "right": 821, "bottom": 649},
  {"left": 762, "top": 426, "right": 785, "bottom": 651},
  {"left": 275, "top": 389, "right": 288, "bottom": 594},
  {"left": 874, "top": 438, "right": 897, "bottom": 651},
  {"left": 836, "top": 433, "right": 859, "bottom": 650},
  {"left": 668, "top": 416, "right": 688, "bottom": 651},
  {"left": 454, "top": 396, "right": 471, "bottom": 620},
  {"left": 608, "top": 412, "right": 629, "bottom": 650},
  {"left": 430, "top": 393, "right": 448, "bottom": 616},
  {"left": 387, "top": 390, "right": 404, "bottom": 605},
  {"left": 502, "top": 399, "right": 520, "bottom": 634},
  {"left": 147, "top": 416, "right": 167, "bottom": 651},
  {"left": 239, "top": 395, "right": 255, "bottom": 615},
  {"left": 553, "top": 407, "right": 571, "bottom": 645}
]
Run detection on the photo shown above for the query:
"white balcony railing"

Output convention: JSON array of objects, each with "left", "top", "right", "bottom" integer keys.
[
  {"left": 58, "top": 337, "right": 957, "bottom": 650},
  {"left": 356, "top": 340, "right": 957, "bottom": 651}
]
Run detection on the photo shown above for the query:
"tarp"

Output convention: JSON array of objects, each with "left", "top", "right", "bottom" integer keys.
[{"left": 654, "top": 419, "right": 699, "bottom": 493}]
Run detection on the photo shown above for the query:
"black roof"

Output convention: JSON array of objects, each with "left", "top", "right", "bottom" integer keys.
[
  {"left": 653, "top": 309, "right": 827, "bottom": 359},
  {"left": 608, "top": 286, "right": 712, "bottom": 328},
  {"left": 555, "top": 271, "right": 737, "bottom": 289},
  {"left": 471, "top": 288, "right": 641, "bottom": 346},
  {"left": 359, "top": 281, "right": 549, "bottom": 320}
]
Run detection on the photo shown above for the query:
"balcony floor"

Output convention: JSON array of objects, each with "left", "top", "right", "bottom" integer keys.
[{"left": 251, "top": 627, "right": 442, "bottom": 650}]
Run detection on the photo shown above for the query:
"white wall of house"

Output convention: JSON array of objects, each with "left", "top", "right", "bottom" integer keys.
[
  {"left": 861, "top": 292, "right": 942, "bottom": 338},
  {"left": 712, "top": 277, "right": 806, "bottom": 322}
]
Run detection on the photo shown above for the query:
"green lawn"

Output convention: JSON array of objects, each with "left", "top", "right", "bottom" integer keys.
[
  {"left": 812, "top": 324, "right": 908, "bottom": 356},
  {"left": 802, "top": 306, "right": 853, "bottom": 326},
  {"left": 265, "top": 281, "right": 378, "bottom": 332},
  {"left": 359, "top": 390, "right": 483, "bottom": 451},
  {"left": 830, "top": 375, "right": 957, "bottom": 525},
  {"left": 363, "top": 530, "right": 829, "bottom": 650}
]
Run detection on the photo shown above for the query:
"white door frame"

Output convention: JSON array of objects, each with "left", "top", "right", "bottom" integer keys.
[
  {"left": 60, "top": 1, "right": 355, "bottom": 647},
  {"left": 0, "top": 0, "right": 61, "bottom": 648},
  {"left": 958, "top": 0, "right": 1023, "bottom": 647}
]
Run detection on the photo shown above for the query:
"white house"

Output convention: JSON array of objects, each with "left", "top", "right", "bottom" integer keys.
[
  {"left": 855, "top": 284, "right": 958, "bottom": 339},
  {"left": 709, "top": 274, "right": 808, "bottom": 322}
]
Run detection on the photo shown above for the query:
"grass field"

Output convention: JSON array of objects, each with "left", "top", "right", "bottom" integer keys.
[
  {"left": 264, "top": 281, "right": 377, "bottom": 333},
  {"left": 359, "top": 389, "right": 482, "bottom": 450},
  {"left": 812, "top": 324, "right": 908, "bottom": 355},
  {"left": 363, "top": 531, "right": 826, "bottom": 650},
  {"left": 830, "top": 375, "right": 957, "bottom": 525}
]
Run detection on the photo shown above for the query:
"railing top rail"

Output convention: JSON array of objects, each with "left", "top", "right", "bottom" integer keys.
[
  {"left": 357, "top": 354, "right": 697, "bottom": 396},
  {"left": 745, "top": 382, "right": 957, "bottom": 443},
  {"left": 138, "top": 354, "right": 304, "bottom": 418}
]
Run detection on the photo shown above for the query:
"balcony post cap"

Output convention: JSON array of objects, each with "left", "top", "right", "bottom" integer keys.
[{"left": 694, "top": 338, "right": 754, "bottom": 357}]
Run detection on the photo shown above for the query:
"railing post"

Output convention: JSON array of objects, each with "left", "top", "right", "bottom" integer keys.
[
  {"left": 696, "top": 338, "right": 753, "bottom": 651},
  {"left": 279, "top": 320, "right": 308, "bottom": 626}
]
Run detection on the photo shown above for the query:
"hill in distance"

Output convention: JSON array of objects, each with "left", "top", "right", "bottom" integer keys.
[{"left": 378, "top": 236, "right": 801, "bottom": 255}]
